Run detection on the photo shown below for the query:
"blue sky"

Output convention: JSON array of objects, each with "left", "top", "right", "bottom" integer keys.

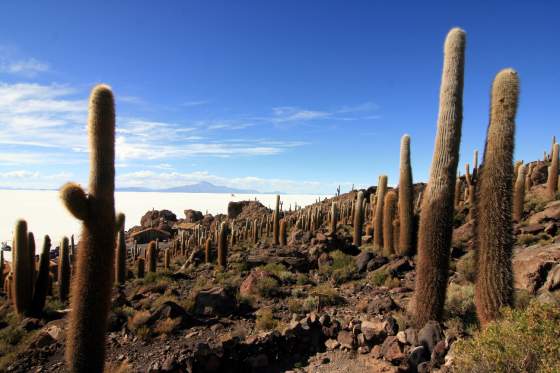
[{"left": 0, "top": 1, "right": 559, "bottom": 194}]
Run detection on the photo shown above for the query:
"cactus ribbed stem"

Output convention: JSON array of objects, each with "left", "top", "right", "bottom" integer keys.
[
  {"left": 475, "top": 68, "right": 519, "bottom": 326},
  {"left": 353, "top": 191, "right": 364, "bottom": 246},
  {"left": 547, "top": 143, "right": 559, "bottom": 199},
  {"left": 513, "top": 164, "right": 526, "bottom": 223},
  {"left": 412, "top": 28, "right": 466, "bottom": 326},
  {"left": 373, "top": 176, "right": 388, "bottom": 249},
  {"left": 58, "top": 237, "right": 70, "bottom": 303},
  {"left": 13, "top": 220, "right": 31, "bottom": 317},
  {"left": 383, "top": 191, "right": 397, "bottom": 256},
  {"left": 399, "top": 135, "right": 414, "bottom": 256}
]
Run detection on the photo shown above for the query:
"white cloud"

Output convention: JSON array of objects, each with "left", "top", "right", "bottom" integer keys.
[
  {"left": 0, "top": 58, "right": 49, "bottom": 77},
  {"left": 182, "top": 100, "right": 209, "bottom": 107},
  {"left": 0, "top": 170, "right": 72, "bottom": 189},
  {"left": 116, "top": 169, "right": 352, "bottom": 194}
]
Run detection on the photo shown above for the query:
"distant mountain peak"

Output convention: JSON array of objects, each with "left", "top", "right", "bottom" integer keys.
[{"left": 118, "top": 181, "right": 261, "bottom": 194}]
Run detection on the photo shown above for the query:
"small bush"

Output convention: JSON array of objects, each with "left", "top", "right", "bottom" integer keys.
[
  {"left": 153, "top": 317, "right": 181, "bottom": 335},
  {"left": 287, "top": 298, "right": 304, "bottom": 314},
  {"left": 256, "top": 308, "right": 277, "bottom": 331},
  {"left": 262, "top": 263, "right": 294, "bottom": 283},
  {"left": 256, "top": 276, "right": 280, "bottom": 298},
  {"left": 295, "top": 273, "right": 312, "bottom": 285},
  {"left": 368, "top": 269, "right": 388, "bottom": 287},
  {"left": 383, "top": 276, "right": 400, "bottom": 289},
  {"left": 456, "top": 251, "right": 476, "bottom": 282},
  {"left": 319, "top": 250, "right": 357, "bottom": 285},
  {"left": 311, "top": 284, "right": 344, "bottom": 306},
  {"left": 127, "top": 311, "right": 151, "bottom": 332},
  {"left": 302, "top": 296, "right": 319, "bottom": 312},
  {"left": 444, "top": 283, "right": 478, "bottom": 331},
  {"left": 452, "top": 301, "right": 560, "bottom": 372},
  {"left": 525, "top": 197, "right": 548, "bottom": 215}
]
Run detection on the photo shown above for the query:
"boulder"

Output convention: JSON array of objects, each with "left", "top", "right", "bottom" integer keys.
[
  {"left": 367, "top": 256, "right": 389, "bottom": 272},
  {"left": 408, "top": 345, "right": 430, "bottom": 372},
  {"left": 519, "top": 224, "right": 545, "bottom": 235},
  {"left": 361, "top": 320, "right": 387, "bottom": 344},
  {"left": 381, "top": 336, "right": 406, "bottom": 364},
  {"left": 194, "top": 287, "right": 236, "bottom": 316},
  {"left": 530, "top": 161, "right": 548, "bottom": 185},
  {"left": 355, "top": 251, "right": 374, "bottom": 273},
  {"left": 337, "top": 330, "right": 355, "bottom": 349},
  {"left": 418, "top": 321, "right": 443, "bottom": 354},
  {"left": 140, "top": 209, "right": 177, "bottom": 229},
  {"left": 513, "top": 243, "right": 560, "bottom": 293},
  {"left": 527, "top": 200, "right": 560, "bottom": 225},
  {"left": 367, "top": 294, "right": 398, "bottom": 314},
  {"left": 184, "top": 209, "right": 204, "bottom": 223},
  {"left": 544, "top": 264, "right": 560, "bottom": 291}
]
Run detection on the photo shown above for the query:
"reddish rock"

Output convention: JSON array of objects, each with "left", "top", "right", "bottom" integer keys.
[
  {"left": 337, "top": 330, "right": 355, "bottom": 349},
  {"left": 527, "top": 201, "right": 560, "bottom": 225},
  {"left": 519, "top": 224, "right": 545, "bottom": 235},
  {"left": 184, "top": 209, "right": 204, "bottom": 223},
  {"left": 513, "top": 243, "right": 560, "bottom": 293},
  {"left": 239, "top": 268, "right": 279, "bottom": 298},
  {"left": 381, "top": 336, "right": 406, "bottom": 364}
]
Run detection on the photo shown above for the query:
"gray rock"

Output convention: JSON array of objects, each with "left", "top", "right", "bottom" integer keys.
[
  {"left": 418, "top": 321, "right": 443, "bottom": 353},
  {"left": 355, "top": 251, "right": 374, "bottom": 272}
]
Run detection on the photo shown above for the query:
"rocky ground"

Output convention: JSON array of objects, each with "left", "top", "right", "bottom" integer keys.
[{"left": 1, "top": 167, "right": 560, "bottom": 372}]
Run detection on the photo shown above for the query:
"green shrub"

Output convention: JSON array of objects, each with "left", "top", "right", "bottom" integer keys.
[
  {"left": 444, "top": 283, "right": 478, "bottom": 332},
  {"left": 368, "top": 269, "right": 389, "bottom": 287},
  {"left": 287, "top": 298, "right": 304, "bottom": 314},
  {"left": 452, "top": 301, "right": 560, "bottom": 372},
  {"left": 262, "top": 263, "right": 294, "bottom": 282},
  {"left": 311, "top": 284, "right": 344, "bottom": 306},
  {"left": 456, "top": 251, "right": 476, "bottom": 282},
  {"left": 256, "top": 276, "right": 280, "bottom": 298},
  {"left": 516, "top": 232, "right": 551, "bottom": 247},
  {"left": 319, "top": 250, "right": 356, "bottom": 284},
  {"left": 256, "top": 308, "right": 277, "bottom": 331}
]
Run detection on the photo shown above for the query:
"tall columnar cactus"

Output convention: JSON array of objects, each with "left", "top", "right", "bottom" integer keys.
[
  {"left": 13, "top": 220, "right": 32, "bottom": 317},
  {"left": 32, "top": 236, "right": 51, "bottom": 317},
  {"left": 353, "top": 191, "right": 365, "bottom": 246},
  {"left": 115, "top": 213, "right": 126, "bottom": 285},
  {"left": 472, "top": 149, "right": 479, "bottom": 180},
  {"left": 513, "top": 163, "right": 526, "bottom": 223},
  {"left": 279, "top": 219, "right": 287, "bottom": 246},
  {"left": 465, "top": 163, "right": 475, "bottom": 208},
  {"left": 59, "top": 84, "right": 116, "bottom": 373},
  {"left": 383, "top": 191, "right": 398, "bottom": 257},
  {"left": 373, "top": 176, "right": 388, "bottom": 249},
  {"left": 136, "top": 258, "right": 145, "bottom": 278},
  {"left": 58, "top": 237, "right": 70, "bottom": 303},
  {"left": 0, "top": 250, "right": 4, "bottom": 290},
  {"left": 513, "top": 160, "right": 523, "bottom": 183},
  {"left": 217, "top": 222, "right": 228, "bottom": 269},
  {"left": 412, "top": 28, "right": 466, "bottom": 326},
  {"left": 164, "top": 248, "right": 171, "bottom": 270},
  {"left": 454, "top": 177, "right": 462, "bottom": 209},
  {"left": 547, "top": 143, "right": 559, "bottom": 200},
  {"left": 475, "top": 69, "right": 519, "bottom": 326},
  {"left": 28, "top": 232, "right": 36, "bottom": 287},
  {"left": 205, "top": 238, "right": 211, "bottom": 263},
  {"left": 399, "top": 135, "right": 414, "bottom": 256},
  {"left": 273, "top": 195, "right": 280, "bottom": 245},
  {"left": 330, "top": 202, "right": 338, "bottom": 236},
  {"left": 146, "top": 241, "right": 157, "bottom": 273}
]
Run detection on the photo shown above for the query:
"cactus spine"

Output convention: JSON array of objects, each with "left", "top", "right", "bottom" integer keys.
[
  {"left": 547, "top": 143, "right": 559, "bottom": 200},
  {"left": 399, "top": 134, "right": 414, "bottom": 256},
  {"left": 60, "top": 85, "right": 116, "bottom": 373},
  {"left": 115, "top": 213, "right": 126, "bottom": 285},
  {"left": 58, "top": 237, "right": 70, "bottom": 302},
  {"left": 146, "top": 241, "right": 157, "bottom": 273},
  {"left": 273, "top": 195, "right": 280, "bottom": 245},
  {"left": 13, "top": 220, "right": 32, "bottom": 317},
  {"left": 513, "top": 164, "right": 526, "bottom": 222},
  {"left": 217, "top": 222, "right": 228, "bottom": 269},
  {"left": 475, "top": 69, "right": 519, "bottom": 326},
  {"left": 383, "top": 191, "right": 397, "bottom": 256},
  {"left": 412, "top": 28, "right": 465, "bottom": 326},
  {"left": 353, "top": 191, "right": 364, "bottom": 246},
  {"left": 373, "top": 176, "right": 388, "bottom": 250}
]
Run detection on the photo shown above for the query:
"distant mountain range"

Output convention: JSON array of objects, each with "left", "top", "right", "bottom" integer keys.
[{"left": 117, "top": 181, "right": 260, "bottom": 194}]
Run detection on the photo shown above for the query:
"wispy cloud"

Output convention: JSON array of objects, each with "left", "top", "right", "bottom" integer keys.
[
  {"left": 0, "top": 46, "right": 50, "bottom": 77},
  {"left": 0, "top": 169, "right": 72, "bottom": 188},
  {"left": 116, "top": 169, "right": 351, "bottom": 194},
  {"left": 182, "top": 100, "right": 210, "bottom": 107}
]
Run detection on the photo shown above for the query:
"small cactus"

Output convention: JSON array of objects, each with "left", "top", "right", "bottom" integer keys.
[
  {"left": 329, "top": 202, "right": 338, "bottom": 236},
  {"left": 383, "top": 191, "right": 398, "bottom": 256},
  {"left": 137, "top": 258, "right": 145, "bottom": 278},
  {"left": 58, "top": 237, "right": 70, "bottom": 303},
  {"left": 399, "top": 134, "right": 414, "bottom": 256},
  {"left": 13, "top": 220, "right": 32, "bottom": 317},
  {"left": 205, "top": 238, "right": 212, "bottom": 263},
  {"left": 273, "top": 195, "right": 280, "bottom": 245},
  {"left": 164, "top": 248, "right": 171, "bottom": 270},
  {"left": 353, "top": 191, "right": 365, "bottom": 246},
  {"left": 547, "top": 143, "right": 559, "bottom": 200},
  {"left": 374, "top": 176, "right": 388, "bottom": 250},
  {"left": 115, "top": 213, "right": 126, "bottom": 285},
  {"left": 513, "top": 163, "right": 526, "bottom": 222},
  {"left": 146, "top": 241, "right": 157, "bottom": 273},
  {"left": 217, "top": 222, "right": 228, "bottom": 269},
  {"left": 279, "top": 219, "right": 287, "bottom": 246}
]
